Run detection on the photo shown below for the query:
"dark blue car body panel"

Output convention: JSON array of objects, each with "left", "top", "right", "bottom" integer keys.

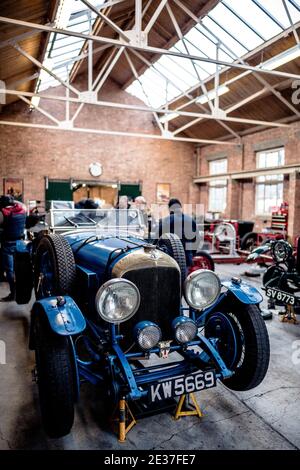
[
  {"left": 222, "top": 280, "right": 263, "bottom": 304},
  {"left": 33, "top": 296, "right": 86, "bottom": 336},
  {"left": 24, "top": 227, "right": 264, "bottom": 404},
  {"left": 64, "top": 232, "right": 145, "bottom": 279}
]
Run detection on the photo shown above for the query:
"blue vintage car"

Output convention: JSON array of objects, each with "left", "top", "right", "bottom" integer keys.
[{"left": 15, "top": 208, "right": 270, "bottom": 438}]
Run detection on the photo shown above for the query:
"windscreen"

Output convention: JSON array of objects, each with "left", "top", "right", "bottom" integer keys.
[{"left": 49, "top": 208, "right": 146, "bottom": 237}]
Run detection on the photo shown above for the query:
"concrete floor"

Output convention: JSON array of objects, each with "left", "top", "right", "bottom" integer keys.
[{"left": 0, "top": 263, "right": 299, "bottom": 450}]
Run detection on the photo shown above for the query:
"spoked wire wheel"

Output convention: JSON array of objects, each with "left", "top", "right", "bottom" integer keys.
[{"left": 205, "top": 298, "right": 270, "bottom": 391}]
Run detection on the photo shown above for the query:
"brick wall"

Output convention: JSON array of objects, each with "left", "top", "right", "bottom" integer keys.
[
  {"left": 0, "top": 78, "right": 198, "bottom": 208},
  {"left": 1, "top": 76, "right": 300, "bottom": 238},
  {"left": 198, "top": 122, "right": 300, "bottom": 238}
]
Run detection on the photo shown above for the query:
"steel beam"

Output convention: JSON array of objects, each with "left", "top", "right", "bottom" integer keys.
[
  {"left": 52, "top": 44, "right": 111, "bottom": 70},
  {"left": 135, "top": 0, "right": 142, "bottom": 33},
  {"left": 92, "top": 47, "right": 117, "bottom": 89},
  {"left": 129, "top": 48, "right": 241, "bottom": 139},
  {"left": 0, "top": 119, "right": 236, "bottom": 146},
  {"left": 13, "top": 44, "right": 80, "bottom": 96},
  {"left": 8, "top": 73, "right": 39, "bottom": 88},
  {"left": 173, "top": 87, "right": 268, "bottom": 136},
  {"left": 97, "top": 0, "right": 128, "bottom": 9},
  {"left": 173, "top": 117, "right": 203, "bottom": 136},
  {"left": 0, "top": 88, "right": 291, "bottom": 129},
  {"left": 81, "top": 0, "right": 130, "bottom": 41},
  {"left": 168, "top": 3, "right": 300, "bottom": 119},
  {"left": 88, "top": 10, "right": 93, "bottom": 90},
  {"left": 226, "top": 88, "right": 268, "bottom": 113},
  {"left": 0, "top": 16, "right": 299, "bottom": 81},
  {"left": 95, "top": 46, "right": 125, "bottom": 92},
  {"left": 18, "top": 95, "right": 60, "bottom": 125},
  {"left": 124, "top": 49, "right": 164, "bottom": 133},
  {"left": 166, "top": 3, "right": 213, "bottom": 110},
  {"left": 166, "top": 20, "right": 300, "bottom": 107},
  {"left": 165, "top": 2, "right": 238, "bottom": 139},
  {"left": 144, "top": 0, "right": 168, "bottom": 35},
  {"left": 282, "top": 0, "right": 300, "bottom": 44}
]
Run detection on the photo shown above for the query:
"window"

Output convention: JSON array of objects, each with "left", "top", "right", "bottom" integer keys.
[
  {"left": 255, "top": 148, "right": 284, "bottom": 215},
  {"left": 208, "top": 158, "right": 228, "bottom": 213}
]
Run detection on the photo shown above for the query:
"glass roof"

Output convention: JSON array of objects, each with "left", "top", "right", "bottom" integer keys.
[
  {"left": 126, "top": 0, "right": 300, "bottom": 109},
  {"left": 38, "top": 1, "right": 101, "bottom": 92},
  {"left": 37, "top": 0, "right": 300, "bottom": 110}
]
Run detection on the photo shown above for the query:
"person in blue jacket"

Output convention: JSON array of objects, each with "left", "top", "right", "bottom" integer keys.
[{"left": 156, "top": 198, "right": 198, "bottom": 267}]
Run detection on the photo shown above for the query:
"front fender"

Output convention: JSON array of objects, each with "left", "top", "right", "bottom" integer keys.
[
  {"left": 222, "top": 280, "right": 263, "bottom": 304},
  {"left": 30, "top": 296, "right": 86, "bottom": 349}
]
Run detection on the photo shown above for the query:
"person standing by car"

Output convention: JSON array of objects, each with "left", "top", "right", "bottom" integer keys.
[
  {"left": 133, "top": 196, "right": 152, "bottom": 236},
  {"left": 0, "top": 195, "right": 26, "bottom": 301},
  {"left": 156, "top": 198, "right": 198, "bottom": 267}
]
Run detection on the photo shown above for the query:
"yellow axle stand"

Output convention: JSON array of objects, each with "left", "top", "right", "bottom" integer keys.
[
  {"left": 113, "top": 393, "right": 202, "bottom": 442},
  {"left": 174, "top": 393, "right": 203, "bottom": 420},
  {"left": 113, "top": 398, "right": 137, "bottom": 443},
  {"left": 281, "top": 305, "right": 299, "bottom": 325}
]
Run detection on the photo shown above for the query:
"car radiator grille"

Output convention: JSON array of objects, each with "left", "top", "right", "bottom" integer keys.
[{"left": 121, "top": 267, "right": 181, "bottom": 345}]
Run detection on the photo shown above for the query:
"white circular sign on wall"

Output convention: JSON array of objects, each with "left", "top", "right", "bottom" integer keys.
[{"left": 89, "top": 162, "right": 103, "bottom": 177}]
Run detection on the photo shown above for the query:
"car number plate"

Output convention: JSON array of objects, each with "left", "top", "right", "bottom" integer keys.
[
  {"left": 148, "top": 370, "right": 216, "bottom": 403},
  {"left": 266, "top": 287, "right": 296, "bottom": 305}
]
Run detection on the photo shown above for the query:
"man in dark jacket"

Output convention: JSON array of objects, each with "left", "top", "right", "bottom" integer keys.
[
  {"left": 0, "top": 195, "right": 26, "bottom": 301},
  {"left": 157, "top": 198, "right": 198, "bottom": 267}
]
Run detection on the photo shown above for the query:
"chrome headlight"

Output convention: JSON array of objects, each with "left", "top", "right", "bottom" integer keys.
[
  {"left": 95, "top": 278, "right": 140, "bottom": 323},
  {"left": 172, "top": 316, "right": 197, "bottom": 344},
  {"left": 272, "top": 240, "right": 292, "bottom": 263},
  {"left": 184, "top": 270, "right": 221, "bottom": 310},
  {"left": 134, "top": 321, "right": 162, "bottom": 351}
]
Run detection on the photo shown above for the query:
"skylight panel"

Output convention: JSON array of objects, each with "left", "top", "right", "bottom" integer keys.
[
  {"left": 50, "top": 41, "right": 85, "bottom": 58},
  {"left": 185, "top": 28, "right": 222, "bottom": 60},
  {"left": 127, "top": 0, "right": 300, "bottom": 109},
  {"left": 228, "top": 0, "right": 282, "bottom": 37},
  {"left": 261, "top": 0, "right": 299, "bottom": 28},
  {"left": 37, "top": 1, "right": 102, "bottom": 93},
  {"left": 155, "top": 56, "right": 195, "bottom": 90},
  {"left": 205, "top": 2, "right": 263, "bottom": 50},
  {"left": 50, "top": 35, "right": 84, "bottom": 50},
  {"left": 201, "top": 18, "right": 248, "bottom": 61}
]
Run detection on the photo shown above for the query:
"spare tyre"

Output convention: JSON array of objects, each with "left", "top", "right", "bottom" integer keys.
[
  {"left": 157, "top": 233, "right": 187, "bottom": 286},
  {"left": 34, "top": 234, "right": 76, "bottom": 300}
]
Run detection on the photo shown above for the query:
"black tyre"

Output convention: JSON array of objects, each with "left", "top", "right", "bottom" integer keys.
[
  {"left": 263, "top": 264, "right": 286, "bottom": 288},
  {"left": 240, "top": 232, "right": 259, "bottom": 251},
  {"left": 205, "top": 298, "right": 270, "bottom": 391},
  {"left": 34, "top": 234, "right": 76, "bottom": 299},
  {"left": 15, "top": 251, "right": 33, "bottom": 304},
  {"left": 157, "top": 233, "right": 187, "bottom": 285},
  {"left": 194, "top": 250, "right": 215, "bottom": 271},
  {"left": 34, "top": 314, "right": 75, "bottom": 438}
]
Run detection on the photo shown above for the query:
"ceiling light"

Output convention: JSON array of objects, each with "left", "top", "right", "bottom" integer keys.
[
  {"left": 196, "top": 85, "right": 230, "bottom": 105},
  {"left": 262, "top": 46, "right": 300, "bottom": 71},
  {"left": 159, "top": 112, "right": 180, "bottom": 124}
]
